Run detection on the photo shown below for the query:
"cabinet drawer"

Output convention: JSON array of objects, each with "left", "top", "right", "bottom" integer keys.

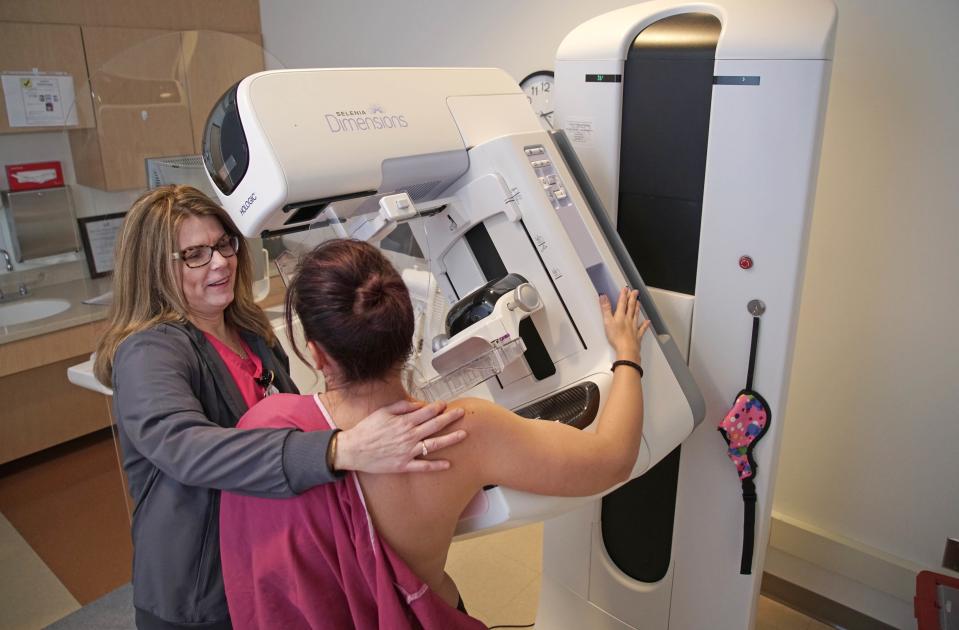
[{"left": 0, "top": 356, "right": 112, "bottom": 464}]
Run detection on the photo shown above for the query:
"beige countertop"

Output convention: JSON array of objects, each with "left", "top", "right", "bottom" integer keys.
[{"left": 0, "top": 276, "right": 113, "bottom": 345}]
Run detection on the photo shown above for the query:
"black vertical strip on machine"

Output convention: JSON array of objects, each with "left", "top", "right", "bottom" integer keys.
[
  {"left": 463, "top": 224, "right": 555, "bottom": 380},
  {"left": 601, "top": 447, "right": 682, "bottom": 582},
  {"left": 464, "top": 223, "right": 509, "bottom": 281},
  {"left": 443, "top": 273, "right": 460, "bottom": 301},
  {"left": 601, "top": 12, "right": 720, "bottom": 584},
  {"left": 616, "top": 12, "right": 719, "bottom": 295},
  {"left": 518, "top": 318, "right": 556, "bottom": 379}
]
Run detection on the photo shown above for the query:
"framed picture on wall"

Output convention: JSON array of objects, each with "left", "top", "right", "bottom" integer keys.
[{"left": 77, "top": 212, "right": 126, "bottom": 278}]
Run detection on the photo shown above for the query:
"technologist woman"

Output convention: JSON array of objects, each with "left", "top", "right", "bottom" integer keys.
[{"left": 93, "top": 185, "right": 466, "bottom": 630}]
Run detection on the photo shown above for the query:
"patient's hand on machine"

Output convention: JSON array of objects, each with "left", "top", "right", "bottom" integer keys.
[
  {"left": 441, "top": 286, "right": 649, "bottom": 493},
  {"left": 602, "top": 287, "right": 650, "bottom": 366}
]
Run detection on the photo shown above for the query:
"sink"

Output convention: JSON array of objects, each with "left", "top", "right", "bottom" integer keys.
[{"left": 0, "top": 298, "right": 71, "bottom": 327}]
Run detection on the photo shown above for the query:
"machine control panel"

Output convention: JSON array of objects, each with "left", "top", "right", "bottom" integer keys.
[
  {"left": 522, "top": 142, "right": 622, "bottom": 306},
  {"left": 524, "top": 144, "right": 574, "bottom": 211}
]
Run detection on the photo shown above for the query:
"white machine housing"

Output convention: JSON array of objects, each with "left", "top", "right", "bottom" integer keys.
[
  {"left": 542, "top": 1, "right": 837, "bottom": 630},
  {"left": 205, "top": 68, "right": 519, "bottom": 237},
  {"left": 204, "top": 67, "right": 705, "bottom": 535}
]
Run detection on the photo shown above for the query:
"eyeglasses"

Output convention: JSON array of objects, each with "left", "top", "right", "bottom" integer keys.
[{"left": 172, "top": 234, "right": 241, "bottom": 269}]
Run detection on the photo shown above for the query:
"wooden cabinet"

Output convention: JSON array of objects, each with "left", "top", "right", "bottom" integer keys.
[
  {"left": 0, "top": 320, "right": 109, "bottom": 465},
  {"left": 0, "top": 2, "right": 264, "bottom": 191},
  {"left": 0, "top": 356, "right": 112, "bottom": 465},
  {"left": 69, "top": 26, "right": 264, "bottom": 191},
  {"left": 0, "top": 21, "right": 95, "bottom": 134},
  {"left": 0, "top": 0, "right": 261, "bottom": 35},
  {"left": 69, "top": 26, "right": 195, "bottom": 191}
]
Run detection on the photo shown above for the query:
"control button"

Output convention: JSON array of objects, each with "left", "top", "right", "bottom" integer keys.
[
  {"left": 553, "top": 188, "right": 567, "bottom": 200},
  {"left": 739, "top": 255, "right": 754, "bottom": 270},
  {"left": 525, "top": 148, "right": 535, "bottom": 156},
  {"left": 508, "top": 283, "right": 541, "bottom": 312},
  {"left": 531, "top": 160, "right": 551, "bottom": 169},
  {"left": 395, "top": 198, "right": 410, "bottom": 210},
  {"left": 539, "top": 175, "right": 556, "bottom": 186},
  {"left": 530, "top": 147, "right": 544, "bottom": 155}
]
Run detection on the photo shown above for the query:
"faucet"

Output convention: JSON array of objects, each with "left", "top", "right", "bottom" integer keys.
[
  {"left": 0, "top": 269, "right": 41, "bottom": 301},
  {"left": 0, "top": 249, "right": 12, "bottom": 272}
]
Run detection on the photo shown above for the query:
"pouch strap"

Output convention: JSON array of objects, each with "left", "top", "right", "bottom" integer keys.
[
  {"left": 745, "top": 316, "right": 760, "bottom": 391},
  {"left": 740, "top": 477, "right": 757, "bottom": 574}
]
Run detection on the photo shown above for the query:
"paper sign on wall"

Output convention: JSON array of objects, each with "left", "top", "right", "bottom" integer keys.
[
  {"left": 78, "top": 213, "right": 126, "bottom": 278},
  {"left": 564, "top": 117, "right": 595, "bottom": 147},
  {"left": 2, "top": 72, "right": 78, "bottom": 127}
]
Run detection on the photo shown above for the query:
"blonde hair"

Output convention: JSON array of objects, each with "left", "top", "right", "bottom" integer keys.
[{"left": 94, "top": 185, "right": 274, "bottom": 386}]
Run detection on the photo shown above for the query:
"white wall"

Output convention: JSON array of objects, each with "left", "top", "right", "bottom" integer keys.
[
  {"left": 260, "top": 0, "right": 959, "bottom": 626},
  {"left": 781, "top": 0, "right": 958, "bottom": 565},
  {"left": 260, "top": 0, "right": 633, "bottom": 82},
  {"left": 768, "top": 1, "right": 959, "bottom": 626}
]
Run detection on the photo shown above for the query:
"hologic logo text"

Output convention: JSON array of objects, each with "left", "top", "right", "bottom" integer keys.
[{"left": 240, "top": 192, "right": 256, "bottom": 215}]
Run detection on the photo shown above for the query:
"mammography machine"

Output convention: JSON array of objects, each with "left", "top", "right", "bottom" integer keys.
[
  {"left": 203, "top": 66, "right": 703, "bottom": 534},
  {"left": 202, "top": 1, "right": 836, "bottom": 627}
]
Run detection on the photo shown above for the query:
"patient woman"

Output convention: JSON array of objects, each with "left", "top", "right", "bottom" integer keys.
[{"left": 219, "top": 239, "right": 650, "bottom": 629}]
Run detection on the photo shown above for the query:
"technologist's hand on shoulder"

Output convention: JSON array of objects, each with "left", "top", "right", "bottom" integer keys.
[
  {"left": 334, "top": 400, "right": 467, "bottom": 474},
  {"left": 600, "top": 287, "right": 651, "bottom": 363}
]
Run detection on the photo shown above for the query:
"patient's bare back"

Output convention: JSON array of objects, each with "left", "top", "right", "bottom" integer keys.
[{"left": 354, "top": 392, "right": 640, "bottom": 607}]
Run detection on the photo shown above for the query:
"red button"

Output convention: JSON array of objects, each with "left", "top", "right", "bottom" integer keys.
[{"left": 739, "top": 256, "right": 754, "bottom": 270}]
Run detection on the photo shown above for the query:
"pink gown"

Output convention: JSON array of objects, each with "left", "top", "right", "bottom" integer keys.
[{"left": 219, "top": 393, "right": 486, "bottom": 630}]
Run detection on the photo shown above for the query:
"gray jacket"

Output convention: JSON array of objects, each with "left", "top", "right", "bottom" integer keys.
[{"left": 112, "top": 322, "right": 337, "bottom": 629}]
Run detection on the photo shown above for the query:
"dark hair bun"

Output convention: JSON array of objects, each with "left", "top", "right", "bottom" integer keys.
[
  {"left": 286, "top": 239, "right": 414, "bottom": 383},
  {"left": 355, "top": 274, "right": 387, "bottom": 313}
]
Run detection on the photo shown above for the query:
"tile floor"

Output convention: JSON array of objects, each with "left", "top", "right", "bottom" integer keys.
[{"left": 0, "top": 430, "right": 833, "bottom": 629}]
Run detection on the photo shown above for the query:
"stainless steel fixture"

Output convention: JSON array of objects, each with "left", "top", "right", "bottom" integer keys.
[{"left": 2, "top": 187, "right": 80, "bottom": 262}]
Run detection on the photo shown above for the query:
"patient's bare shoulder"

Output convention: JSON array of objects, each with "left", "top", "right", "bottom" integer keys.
[
  {"left": 444, "top": 397, "right": 535, "bottom": 466},
  {"left": 450, "top": 396, "right": 499, "bottom": 414},
  {"left": 449, "top": 397, "right": 518, "bottom": 432}
]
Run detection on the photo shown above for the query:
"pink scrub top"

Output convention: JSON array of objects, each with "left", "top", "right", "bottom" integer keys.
[
  {"left": 219, "top": 393, "right": 486, "bottom": 630},
  {"left": 203, "top": 332, "right": 265, "bottom": 409}
]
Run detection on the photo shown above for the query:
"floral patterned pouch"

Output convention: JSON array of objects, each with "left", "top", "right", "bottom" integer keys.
[{"left": 718, "top": 314, "right": 771, "bottom": 575}]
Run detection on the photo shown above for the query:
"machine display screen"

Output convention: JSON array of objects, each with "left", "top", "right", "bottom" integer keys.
[{"left": 585, "top": 74, "right": 622, "bottom": 83}]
